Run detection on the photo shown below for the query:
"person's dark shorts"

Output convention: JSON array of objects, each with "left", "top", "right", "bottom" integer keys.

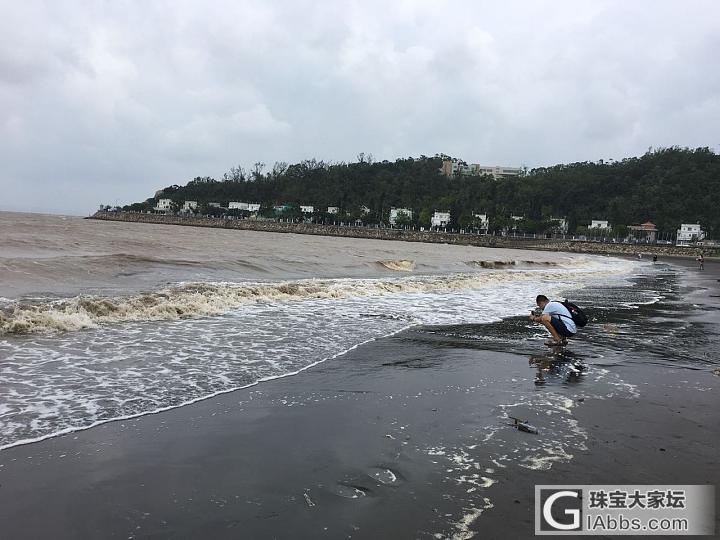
[{"left": 550, "top": 316, "right": 576, "bottom": 337}]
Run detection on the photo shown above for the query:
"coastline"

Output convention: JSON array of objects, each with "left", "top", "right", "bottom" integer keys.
[
  {"left": 88, "top": 211, "right": 718, "bottom": 259},
  {"left": 1, "top": 260, "right": 717, "bottom": 539}
]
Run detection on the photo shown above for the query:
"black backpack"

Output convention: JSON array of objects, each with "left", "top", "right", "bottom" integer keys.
[{"left": 557, "top": 299, "right": 589, "bottom": 327}]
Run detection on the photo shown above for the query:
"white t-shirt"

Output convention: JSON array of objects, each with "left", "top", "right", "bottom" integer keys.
[{"left": 542, "top": 301, "right": 577, "bottom": 333}]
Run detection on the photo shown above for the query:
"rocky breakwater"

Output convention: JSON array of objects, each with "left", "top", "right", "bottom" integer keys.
[
  {"left": 88, "top": 211, "right": 533, "bottom": 249},
  {"left": 88, "top": 212, "right": 718, "bottom": 258},
  {"left": 539, "top": 240, "right": 717, "bottom": 258}
]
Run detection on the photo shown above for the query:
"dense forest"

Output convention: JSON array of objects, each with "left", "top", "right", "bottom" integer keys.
[{"left": 124, "top": 147, "right": 720, "bottom": 236}]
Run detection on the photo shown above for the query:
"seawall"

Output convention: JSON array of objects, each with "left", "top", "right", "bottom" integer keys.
[{"left": 88, "top": 212, "right": 717, "bottom": 258}]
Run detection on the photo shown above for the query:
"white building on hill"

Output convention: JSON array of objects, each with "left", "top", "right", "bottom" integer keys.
[
  {"left": 441, "top": 160, "right": 522, "bottom": 179},
  {"left": 229, "top": 202, "right": 261, "bottom": 213},
  {"left": 473, "top": 213, "right": 490, "bottom": 231},
  {"left": 182, "top": 201, "right": 198, "bottom": 212},
  {"left": 676, "top": 223, "right": 705, "bottom": 246},
  {"left": 431, "top": 211, "right": 451, "bottom": 228},
  {"left": 327, "top": 206, "right": 339, "bottom": 214},
  {"left": 155, "top": 198, "right": 172, "bottom": 212},
  {"left": 589, "top": 219, "right": 610, "bottom": 229},
  {"left": 389, "top": 207, "right": 412, "bottom": 225},
  {"left": 300, "top": 205, "right": 314, "bottom": 214}
]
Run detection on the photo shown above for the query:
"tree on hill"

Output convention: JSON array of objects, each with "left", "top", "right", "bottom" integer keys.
[{"left": 126, "top": 147, "right": 720, "bottom": 237}]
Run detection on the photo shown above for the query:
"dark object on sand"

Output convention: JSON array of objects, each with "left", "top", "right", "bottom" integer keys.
[{"left": 507, "top": 416, "right": 538, "bottom": 434}]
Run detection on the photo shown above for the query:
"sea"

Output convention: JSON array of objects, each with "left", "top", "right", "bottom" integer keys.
[{"left": 0, "top": 211, "right": 666, "bottom": 452}]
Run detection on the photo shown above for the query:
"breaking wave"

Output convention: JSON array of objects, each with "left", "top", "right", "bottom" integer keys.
[
  {"left": 2, "top": 269, "right": 578, "bottom": 335},
  {"left": 377, "top": 259, "right": 416, "bottom": 271},
  {"left": 466, "top": 260, "right": 560, "bottom": 269}
]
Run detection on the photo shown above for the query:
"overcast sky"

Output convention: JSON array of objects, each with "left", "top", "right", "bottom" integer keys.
[{"left": 1, "top": 0, "right": 719, "bottom": 215}]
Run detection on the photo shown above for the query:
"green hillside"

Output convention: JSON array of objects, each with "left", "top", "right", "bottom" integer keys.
[{"left": 125, "top": 147, "right": 720, "bottom": 236}]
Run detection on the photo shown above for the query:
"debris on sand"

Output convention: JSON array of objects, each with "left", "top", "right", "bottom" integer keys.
[{"left": 507, "top": 416, "right": 538, "bottom": 434}]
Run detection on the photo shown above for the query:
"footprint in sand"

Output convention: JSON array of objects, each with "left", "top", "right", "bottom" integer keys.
[
  {"left": 367, "top": 467, "right": 400, "bottom": 485},
  {"left": 334, "top": 483, "right": 368, "bottom": 499}
]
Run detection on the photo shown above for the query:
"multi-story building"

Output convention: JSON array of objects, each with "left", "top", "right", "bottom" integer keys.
[
  {"left": 327, "top": 206, "right": 339, "bottom": 214},
  {"left": 431, "top": 211, "right": 450, "bottom": 228},
  {"left": 300, "top": 205, "right": 314, "bottom": 214},
  {"left": 628, "top": 222, "right": 658, "bottom": 242},
  {"left": 441, "top": 160, "right": 522, "bottom": 179},
  {"left": 154, "top": 198, "right": 172, "bottom": 212},
  {"left": 676, "top": 223, "right": 705, "bottom": 246},
  {"left": 182, "top": 201, "right": 198, "bottom": 212}
]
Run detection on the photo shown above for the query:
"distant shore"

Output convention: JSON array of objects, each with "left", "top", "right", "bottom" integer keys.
[{"left": 89, "top": 211, "right": 717, "bottom": 258}]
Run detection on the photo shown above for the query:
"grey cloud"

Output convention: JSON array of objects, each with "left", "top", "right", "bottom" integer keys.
[{"left": 1, "top": 0, "right": 719, "bottom": 215}]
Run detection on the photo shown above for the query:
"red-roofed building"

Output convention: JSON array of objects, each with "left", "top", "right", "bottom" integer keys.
[{"left": 628, "top": 221, "right": 658, "bottom": 242}]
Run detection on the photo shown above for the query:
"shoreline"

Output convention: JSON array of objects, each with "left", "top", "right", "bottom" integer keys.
[
  {"left": 89, "top": 211, "right": 718, "bottom": 259},
  {"left": 0, "top": 260, "right": 717, "bottom": 538},
  {"left": 0, "top": 323, "right": 415, "bottom": 453}
]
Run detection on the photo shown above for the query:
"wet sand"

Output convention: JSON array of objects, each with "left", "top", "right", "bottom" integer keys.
[{"left": 0, "top": 260, "right": 718, "bottom": 539}]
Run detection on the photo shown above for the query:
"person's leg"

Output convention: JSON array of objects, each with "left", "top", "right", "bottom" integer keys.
[{"left": 540, "top": 314, "right": 562, "bottom": 341}]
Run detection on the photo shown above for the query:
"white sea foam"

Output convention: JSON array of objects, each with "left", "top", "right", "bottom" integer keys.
[
  {"left": 0, "top": 256, "right": 636, "bottom": 451},
  {"left": 450, "top": 498, "right": 494, "bottom": 540},
  {"left": 0, "top": 323, "right": 413, "bottom": 451},
  {"left": 0, "top": 257, "right": 632, "bottom": 335}
]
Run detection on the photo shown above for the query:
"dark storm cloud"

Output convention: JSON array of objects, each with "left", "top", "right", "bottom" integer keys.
[{"left": 1, "top": 0, "right": 718, "bottom": 214}]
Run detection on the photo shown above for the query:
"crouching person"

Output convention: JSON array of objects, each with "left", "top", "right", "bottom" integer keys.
[{"left": 529, "top": 294, "right": 577, "bottom": 346}]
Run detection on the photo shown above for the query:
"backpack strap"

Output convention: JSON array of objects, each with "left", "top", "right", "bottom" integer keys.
[{"left": 551, "top": 300, "right": 575, "bottom": 321}]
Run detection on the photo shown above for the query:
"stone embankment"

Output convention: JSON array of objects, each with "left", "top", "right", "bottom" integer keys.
[{"left": 89, "top": 212, "right": 717, "bottom": 258}]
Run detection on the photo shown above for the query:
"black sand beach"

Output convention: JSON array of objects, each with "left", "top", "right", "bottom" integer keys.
[{"left": 1, "top": 259, "right": 719, "bottom": 539}]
